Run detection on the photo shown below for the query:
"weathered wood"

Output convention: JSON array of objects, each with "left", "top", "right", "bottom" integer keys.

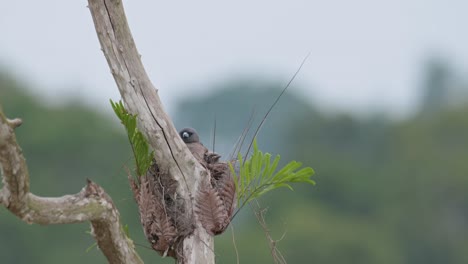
[
  {"left": 0, "top": 109, "right": 143, "bottom": 264},
  {"left": 87, "top": 0, "right": 215, "bottom": 263}
]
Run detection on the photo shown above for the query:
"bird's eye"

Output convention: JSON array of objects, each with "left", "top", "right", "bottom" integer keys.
[{"left": 182, "top": 132, "right": 190, "bottom": 138}]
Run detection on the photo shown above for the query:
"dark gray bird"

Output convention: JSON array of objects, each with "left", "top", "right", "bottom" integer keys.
[{"left": 179, "top": 127, "right": 208, "bottom": 164}]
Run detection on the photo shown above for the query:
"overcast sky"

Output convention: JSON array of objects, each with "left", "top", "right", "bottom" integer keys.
[{"left": 1, "top": 0, "right": 467, "bottom": 117}]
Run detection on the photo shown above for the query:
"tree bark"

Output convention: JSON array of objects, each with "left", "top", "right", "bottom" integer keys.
[
  {"left": 0, "top": 0, "right": 215, "bottom": 262},
  {"left": 0, "top": 109, "right": 143, "bottom": 264},
  {"left": 87, "top": 0, "right": 215, "bottom": 263}
]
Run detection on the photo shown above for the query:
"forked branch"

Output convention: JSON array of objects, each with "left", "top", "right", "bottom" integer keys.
[{"left": 0, "top": 109, "right": 143, "bottom": 264}]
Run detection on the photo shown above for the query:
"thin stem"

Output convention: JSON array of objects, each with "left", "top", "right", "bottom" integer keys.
[{"left": 244, "top": 52, "right": 311, "bottom": 158}]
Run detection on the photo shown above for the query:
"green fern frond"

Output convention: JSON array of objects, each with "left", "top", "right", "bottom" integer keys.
[
  {"left": 230, "top": 138, "right": 315, "bottom": 211},
  {"left": 110, "top": 99, "right": 154, "bottom": 177}
]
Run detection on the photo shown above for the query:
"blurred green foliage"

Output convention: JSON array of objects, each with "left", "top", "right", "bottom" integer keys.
[{"left": 1, "top": 63, "right": 468, "bottom": 264}]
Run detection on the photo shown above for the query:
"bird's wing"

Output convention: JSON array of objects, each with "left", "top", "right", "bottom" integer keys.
[{"left": 187, "top": 142, "right": 208, "bottom": 165}]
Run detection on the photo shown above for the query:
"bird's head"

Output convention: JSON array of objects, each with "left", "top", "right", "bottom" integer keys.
[{"left": 179, "top": 127, "right": 200, "bottom": 143}]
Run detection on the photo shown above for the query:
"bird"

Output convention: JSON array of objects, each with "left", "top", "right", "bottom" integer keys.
[
  {"left": 179, "top": 127, "right": 209, "bottom": 165},
  {"left": 179, "top": 127, "right": 236, "bottom": 235}
]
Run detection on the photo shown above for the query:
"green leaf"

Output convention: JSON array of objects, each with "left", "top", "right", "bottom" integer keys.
[
  {"left": 110, "top": 99, "right": 153, "bottom": 178},
  {"left": 231, "top": 137, "right": 315, "bottom": 212}
]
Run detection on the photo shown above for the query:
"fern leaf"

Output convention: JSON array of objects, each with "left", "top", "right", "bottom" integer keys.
[
  {"left": 196, "top": 187, "right": 229, "bottom": 235},
  {"left": 110, "top": 99, "right": 153, "bottom": 177}
]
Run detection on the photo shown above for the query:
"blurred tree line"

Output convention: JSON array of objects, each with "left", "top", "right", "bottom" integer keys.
[{"left": 1, "top": 59, "right": 468, "bottom": 263}]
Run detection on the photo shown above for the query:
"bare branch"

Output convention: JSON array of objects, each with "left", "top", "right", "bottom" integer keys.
[
  {"left": 0, "top": 109, "right": 143, "bottom": 264},
  {"left": 252, "top": 201, "right": 287, "bottom": 264},
  {"left": 7, "top": 118, "right": 22, "bottom": 129},
  {"left": 87, "top": 0, "right": 214, "bottom": 263},
  {"left": 230, "top": 225, "right": 240, "bottom": 264},
  {"left": 87, "top": 0, "right": 208, "bottom": 193}
]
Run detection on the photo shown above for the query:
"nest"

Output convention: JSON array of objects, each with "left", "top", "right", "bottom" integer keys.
[
  {"left": 128, "top": 160, "right": 194, "bottom": 258},
  {"left": 195, "top": 153, "right": 237, "bottom": 236},
  {"left": 128, "top": 152, "right": 237, "bottom": 259}
]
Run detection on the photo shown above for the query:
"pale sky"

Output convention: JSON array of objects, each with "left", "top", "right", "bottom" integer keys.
[{"left": 1, "top": 0, "right": 467, "bottom": 117}]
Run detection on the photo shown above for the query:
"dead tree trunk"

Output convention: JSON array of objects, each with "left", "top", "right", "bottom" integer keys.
[
  {"left": 0, "top": 0, "right": 215, "bottom": 262},
  {"left": 87, "top": 0, "right": 215, "bottom": 263}
]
